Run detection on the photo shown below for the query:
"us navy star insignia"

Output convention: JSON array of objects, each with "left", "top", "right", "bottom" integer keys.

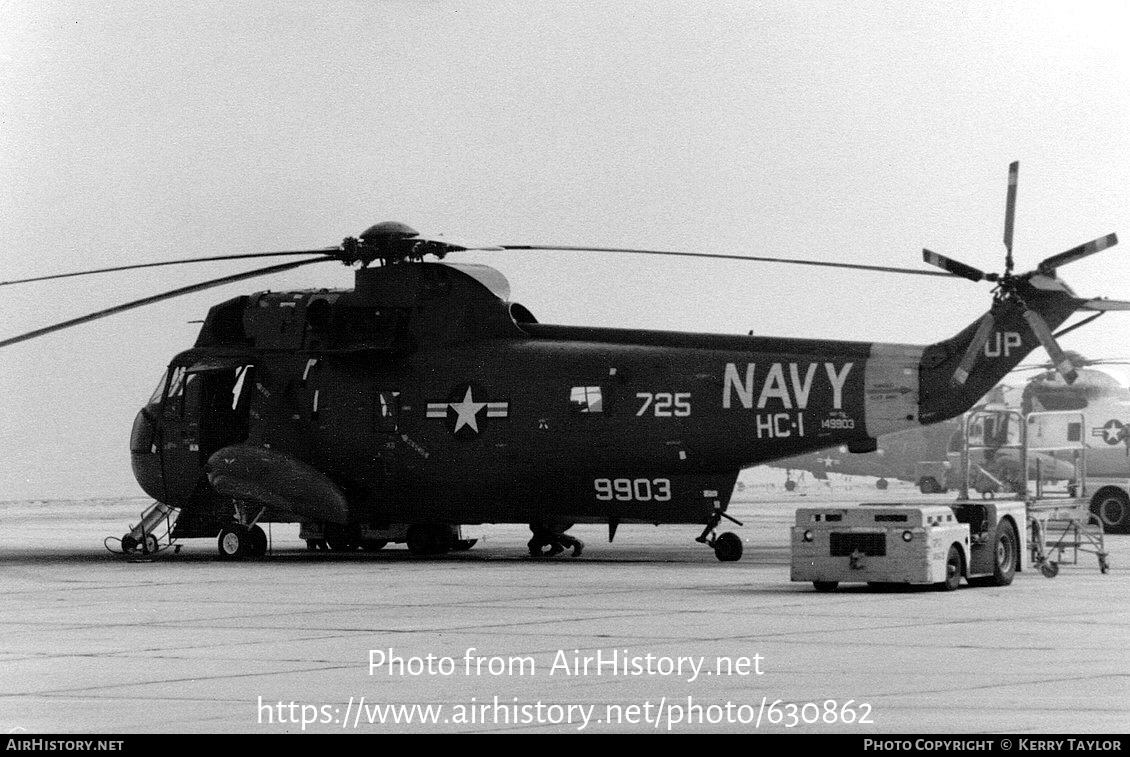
[
  {"left": 1093, "top": 419, "right": 1126, "bottom": 445},
  {"left": 427, "top": 383, "right": 509, "bottom": 438}
]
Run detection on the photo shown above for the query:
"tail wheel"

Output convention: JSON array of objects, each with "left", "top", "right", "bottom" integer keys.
[{"left": 713, "top": 532, "right": 743, "bottom": 562}]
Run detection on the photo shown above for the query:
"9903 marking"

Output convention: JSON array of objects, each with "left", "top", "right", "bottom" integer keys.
[{"left": 594, "top": 478, "right": 672, "bottom": 501}]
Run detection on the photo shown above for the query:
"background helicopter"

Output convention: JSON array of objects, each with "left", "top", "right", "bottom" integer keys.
[
  {"left": 766, "top": 417, "right": 962, "bottom": 492},
  {"left": 764, "top": 381, "right": 1049, "bottom": 495},
  {"left": 1012, "top": 353, "right": 1130, "bottom": 532},
  {"left": 770, "top": 351, "right": 1130, "bottom": 533},
  {"left": 0, "top": 163, "right": 1126, "bottom": 561}
]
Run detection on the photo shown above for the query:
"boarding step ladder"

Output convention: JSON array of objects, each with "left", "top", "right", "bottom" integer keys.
[
  {"left": 957, "top": 408, "right": 1109, "bottom": 577},
  {"left": 1023, "top": 411, "right": 1109, "bottom": 577},
  {"left": 108, "top": 501, "right": 181, "bottom": 555}
]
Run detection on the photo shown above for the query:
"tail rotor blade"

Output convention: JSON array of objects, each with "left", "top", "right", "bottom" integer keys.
[
  {"left": 1003, "top": 161, "right": 1018, "bottom": 273},
  {"left": 1037, "top": 233, "right": 1118, "bottom": 274},
  {"left": 953, "top": 313, "right": 998, "bottom": 385},
  {"left": 923, "top": 249, "right": 987, "bottom": 282},
  {"left": 1023, "top": 309, "right": 1078, "bottom": 384}
]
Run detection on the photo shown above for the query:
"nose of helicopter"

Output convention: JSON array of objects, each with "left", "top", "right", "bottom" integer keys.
[{"left": 129, "top": 407, "right": 165, "bottom": 501}]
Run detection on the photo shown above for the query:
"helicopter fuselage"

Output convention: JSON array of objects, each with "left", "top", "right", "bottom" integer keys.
[{"left": 128, "top": 261, "right": 1079, "bottom": 537}]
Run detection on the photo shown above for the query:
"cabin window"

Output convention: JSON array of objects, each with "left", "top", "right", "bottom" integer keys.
[
  {"left": 1067, "top": 422, "right": 1082, "bottom": 443},
  {"left": 570, "top": 386, "right": 603, "bottom": 413}
]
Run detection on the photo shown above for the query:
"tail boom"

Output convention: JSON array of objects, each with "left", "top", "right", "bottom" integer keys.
[{"left": 917, "top": 281, "right": 1083, "bottom": 423}]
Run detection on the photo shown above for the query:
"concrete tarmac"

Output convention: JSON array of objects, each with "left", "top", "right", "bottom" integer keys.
[{"left": 1, "top": 483, "right": 1127, "bottom": 734}]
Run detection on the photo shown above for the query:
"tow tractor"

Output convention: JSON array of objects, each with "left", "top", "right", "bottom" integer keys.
[
  {"left": 791, "top": 499, "right": 1024, "bottom": 591},
  {"left": 791, "top": 410, "right": 1108, "bottom": 591}
]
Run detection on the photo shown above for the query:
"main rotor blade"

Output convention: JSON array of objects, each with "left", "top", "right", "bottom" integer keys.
[
  {"left": 0, "top": 256, "right": 333, "bottom": 349},
  {"left": 1023, "top": 309, "right": 1078, "bottom": 384},
  {"left": 923, "top": 249, "right": 987, "bottom": 282},
  {"left": 1003, "top": 161, "right": 1018, "bottom": 272},
  {"left": 0, "top": 248, "right": 339, "bottom": 288},
  {"left": 500, "top": 245, "right": 953, "bottom": 277},
  {"left": 1037, "top": 233, "right": 1118, "bottom": 274},
  {"left": 953, "top": 313, "right": 998, "bottom": 386}
]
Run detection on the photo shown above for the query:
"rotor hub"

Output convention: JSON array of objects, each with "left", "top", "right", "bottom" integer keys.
[{"left": 341, "top": 221, "right": 450, "bottom": 267}]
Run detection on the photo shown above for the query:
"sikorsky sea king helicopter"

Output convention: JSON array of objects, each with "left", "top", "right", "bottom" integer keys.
[{"left": 2, "top": 163, "right": 1127, "bottom": 561}]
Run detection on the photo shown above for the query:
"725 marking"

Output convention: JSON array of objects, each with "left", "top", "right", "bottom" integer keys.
[{"left": 636, "top": 392, "right": 691, "bottom": 417}]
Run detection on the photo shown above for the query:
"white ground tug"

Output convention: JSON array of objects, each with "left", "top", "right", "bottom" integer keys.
[{"left": 791, "top": 410, "right": 1109, "bottom": 591}]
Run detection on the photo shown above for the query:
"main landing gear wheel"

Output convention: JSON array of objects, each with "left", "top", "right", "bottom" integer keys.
[
  {"left": 713, "top": 531, "right": 743, "bottom": 562},
  {"left": 971, "top": 521, "right": 1017, "bottom": 587},
  {"left": 325, "top": 524, "right": 359, "bottom": 552},
  {"left": 406, "top": 524, "right": 454, "bottom": 555},
  {"left": 360, "top": 539, "right": 388, "bottom": 552},
  {"left": 217, "top": 524, "right": 249, "bottom": 560},
  {"left": 247, "top": 525, "right": 268, "bottom": 558},
  {"left": 938, "top": 545, "right": 963, "bottom": 591},
  {"left": 326, "top": 536, "right": 357, "bottom": 552},
  {"left": 813, "top": 581, "right": 838, "bottom": 592}
]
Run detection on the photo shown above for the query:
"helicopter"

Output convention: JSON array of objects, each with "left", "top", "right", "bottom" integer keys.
[
  {"left": 1, "top": 163, "right": 1126, "bottom": 561},
  {"left": 1012, "top": 354, "right": 1130, "bottom": 533}
]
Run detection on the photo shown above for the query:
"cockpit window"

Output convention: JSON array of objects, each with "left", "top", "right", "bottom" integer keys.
[
  {"left": 148, "top": 370, "right": 169, "bottom": 405},
  {"left": 162, "top": 367, "right": 195, "bottom": 419}
]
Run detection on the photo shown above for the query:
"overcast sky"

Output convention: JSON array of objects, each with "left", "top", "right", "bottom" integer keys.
[{"left": 2, "top": 1, "right": 1128, "bottom": 500}]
